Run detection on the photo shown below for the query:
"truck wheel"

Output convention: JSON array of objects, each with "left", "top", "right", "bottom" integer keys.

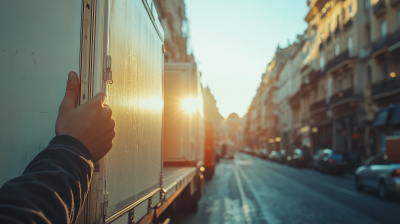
[{"left": 188, "top": 194, "right": 199, "bottom": 213}]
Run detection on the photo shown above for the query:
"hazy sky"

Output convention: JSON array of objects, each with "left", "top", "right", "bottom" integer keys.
[{"left": 185, "top": 0, "right": 309, "bottom": 118}]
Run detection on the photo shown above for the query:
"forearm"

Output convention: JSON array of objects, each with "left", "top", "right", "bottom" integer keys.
[{"left": 0, "top": 135, "right": 93, "bottom": 224}]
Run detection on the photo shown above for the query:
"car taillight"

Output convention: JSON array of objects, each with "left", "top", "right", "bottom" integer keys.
[
  {"left": 391, "top": 169, "right": 400, "bottom": 178},
  {"left": 299, "top": 157, "right": 304, "bottom": 160},
  {"left": 328, "top": 159, "right": 334, "bottom": 164}
]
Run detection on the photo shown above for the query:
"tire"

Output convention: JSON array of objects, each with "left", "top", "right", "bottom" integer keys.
[
  {"left": 379, "top": 181, "right": 389, "bottom": 199},
  {"left": 355, "top": 176, "right": 364, "bottom": 191}
]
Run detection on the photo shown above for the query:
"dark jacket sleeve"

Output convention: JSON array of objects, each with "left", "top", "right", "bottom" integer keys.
[{"left": 0, "top": 135, "right": 94, "bottom": 224}]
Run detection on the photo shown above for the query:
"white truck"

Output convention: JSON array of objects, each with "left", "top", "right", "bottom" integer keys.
[{"left": 0, "top": 1, "right": 203, "bottom": 223}]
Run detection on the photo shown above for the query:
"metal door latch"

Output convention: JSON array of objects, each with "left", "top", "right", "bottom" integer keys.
[{"left": 104, "top": 55, "right": 113, "bottom": 84}]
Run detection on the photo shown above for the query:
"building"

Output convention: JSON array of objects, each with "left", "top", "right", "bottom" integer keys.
[
  {"left": 243, "top": 0, "right": 400, "bottom": 162},
  {"left": 289, "top": 0, "right": 400, "bottom": 161},
  {"left": 153, "top": 0, "right": 194, "bottom": 62},
  {"left": 203, "top": 86, "right": 224, "bottom": 146}
]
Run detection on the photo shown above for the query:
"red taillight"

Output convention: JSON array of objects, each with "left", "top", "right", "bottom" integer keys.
[
  {"left": 299, "top": 157, "right": 304, "bottom": 160},
  {"left": 392, "top": 169, "right": 400, "bottom": 178},
  {"left": 328, "top": 159, "right": 334, "bottom": 164}
]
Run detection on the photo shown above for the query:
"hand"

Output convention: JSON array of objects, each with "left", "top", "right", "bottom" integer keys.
[{"left": 55, "top": 71, "right": 116, "bottom": 162}]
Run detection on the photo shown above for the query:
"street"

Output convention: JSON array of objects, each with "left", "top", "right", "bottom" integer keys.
[{"left": 172, "top": 153, "right": 400, "bottom": 224}]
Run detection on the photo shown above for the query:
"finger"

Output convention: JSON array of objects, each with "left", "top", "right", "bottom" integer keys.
[
  {"left": 60, "top": 71, "right": 80, "bottom": 112},
  {"left": 93, "top": 92, "right": 108, "bottom": 106}
]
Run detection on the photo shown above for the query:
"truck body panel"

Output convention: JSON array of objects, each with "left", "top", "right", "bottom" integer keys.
[
  {"left": 105, "top": 0, "right": 163, "bottom": 218},
  {"left": 163, "top": 63, "right": 204, "bottom": 167},
  {"left": 0, "top": 0, "right": 82, "bottom": 187}
]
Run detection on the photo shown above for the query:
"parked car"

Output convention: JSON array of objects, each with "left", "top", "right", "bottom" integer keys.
[
  {"left": 243, "top": 147, "right": 252, "bottom": 155},
  {"left": 311, "top": 149, "right": 325, "bottom": 170},
  {"left": 254, "top": 149, "right": 263, "bottom": 157},
  {"left": 355, "top": 155, "right": 400, "bottom": 199},
  {"left": 287, "top": 149, "right": 311, "bottom": 168},
  {"left": 318, "top": 150, "right": 349, "bottom": 175},
  {"left": 280, "top": 149, "right": 288, "bottom": 163},
  {"left": 269, "top": 151, "right": 281, "bottom": 162},
  {"left": 260, "top": 149, "right": 269, "bottom": 159}
]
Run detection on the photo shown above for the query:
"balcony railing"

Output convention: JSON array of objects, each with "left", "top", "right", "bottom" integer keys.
[
  {"left": 310, "top": 99, "right": 327, "bottom": 112},
  {"left": 388, "top": 28, "right": 400, "bottom": 46},
  {"left": 344, "top": 18, "right": 353, "bottom": 30},
  {"left": 373, "top": 0, "right": 386, "bottom": 17},
  {"left": 391, "top": 0, "right": 400, "bottom": 7},
  {"left": 330, "top": 88, "right": 354, "bottom": 105},
  {"left": 371, "top": 78, "right": 400, "bottom": 97},
  {"left": 325, "top": 50, "right": 352, "bottom": 72},
  {"left": 308, "top": 70, "right": 323, "bottom": 83},
  {"left": 371, "top": 36, "right": 388, "bottom": 54}
]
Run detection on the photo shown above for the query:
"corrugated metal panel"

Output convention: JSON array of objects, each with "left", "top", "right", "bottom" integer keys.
[
  {"left": 105, "top": 0, "right": 164, "bottom": 217},
  {"left": 164, "top": 63, "right": 205, "bottom": 165},
  {"left": 0, "top": 0, "right": 82, "bottom": 186}
]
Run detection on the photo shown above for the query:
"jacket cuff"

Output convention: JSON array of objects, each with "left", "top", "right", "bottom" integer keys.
[{"left": 49, "top": 135, "right": 93, "bottom": 161}]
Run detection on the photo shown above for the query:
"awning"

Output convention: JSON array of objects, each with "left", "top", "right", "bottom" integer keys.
[
  {"left": 373, "top": 108, "right": 389, "bottom": 127},
  {"left": 389, "top": 103, "right": 400, "bottom": 125}
]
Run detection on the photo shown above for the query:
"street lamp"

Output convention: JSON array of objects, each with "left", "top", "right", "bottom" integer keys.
[{"left": 275, "top": 137, "right": 281, "bottom": 142}]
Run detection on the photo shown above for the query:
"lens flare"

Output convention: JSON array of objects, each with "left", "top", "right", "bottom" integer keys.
[{"left": 182, "top": 98, "right": 198, "bottom": 113}]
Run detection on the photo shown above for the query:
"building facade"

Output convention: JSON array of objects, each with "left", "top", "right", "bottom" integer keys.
[{"left": 242, "top": 0, "right": 400, "bottom": 164}]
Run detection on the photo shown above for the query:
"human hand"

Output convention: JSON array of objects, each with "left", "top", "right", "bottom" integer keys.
[{"left": 55, "top": 71, "right": 115, "bottom": 162}]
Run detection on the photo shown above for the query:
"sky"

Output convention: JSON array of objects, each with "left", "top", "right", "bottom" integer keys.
[{"left": 184, "top": 0, "right": 309, "bottom": 118}]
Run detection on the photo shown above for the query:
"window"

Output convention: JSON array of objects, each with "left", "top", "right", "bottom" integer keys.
[
  {"left": 382, "top": 65, "right": 388, "bottom": 81},
  {"left": 337, "top": 15, "right": 340, "bottom": 28},
  {"left": 381, "top": 20, "right": 387, "bottom": 38},
  {"left": 347, "top": 37, "right": 353, "bottom": 56},
  {"left": 338, "top": 79, "right": 343, "bottom": 91},
  {"left": 365, "top": 0, "right": 370, "bottom": 9},
  {"left": 320, "top": 55, "right": 325, "bottom": 71},
  {"left": 335, "top": 42, "right": 340, "bottom": 56},
  {"left": 367, "top": 66, "right": 372, "bottom": 84},
  {"left": 366, "top": 26, "right": 371, "bottom": 45},
  {"left": 349, "top": 5, "right": 353, "bottom": 17}
]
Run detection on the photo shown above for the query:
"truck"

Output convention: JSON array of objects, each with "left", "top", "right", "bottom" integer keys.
[
  {"left": 0, "top": 1, "right": 204, "bottom": 223},
  {"left": 203, "top": 121, "right": 216, "bottom": 179}
]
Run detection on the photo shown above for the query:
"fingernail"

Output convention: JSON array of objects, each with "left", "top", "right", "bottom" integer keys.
[{"left": 68, "top": 72, "right": 75, "bottom": 80}]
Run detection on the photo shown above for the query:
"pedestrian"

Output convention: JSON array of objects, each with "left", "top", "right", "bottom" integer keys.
[{"left": 0, "top": 71, "right": 116, "bottom": 224}]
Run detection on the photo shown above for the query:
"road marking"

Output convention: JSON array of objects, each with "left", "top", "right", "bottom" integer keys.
[
  {"left": 235, "top": 164, "right": 281, "bottom": 224},
  {"left": 324, "top": 183, "right": 360, "bottom": 197},
  {"left": 232, "top": 164, "right": 252, "bottom": 224}
]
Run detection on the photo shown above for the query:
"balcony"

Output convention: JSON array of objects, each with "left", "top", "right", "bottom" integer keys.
[
  {"left": 388, "top": 28, "right": 400, "bottom": 47},
  {"left": 371, "top": 36, "right": 388, "bottom": 55},
  {"left": 310, "top": 99, "right": 327, "bottom": 112},
  {"left": 343, "top": 18, "right": 353, "bottom": 31},
  {"left": 334, "top": 26, "right": 340, "bottom": 35},
  {"left": 390, "top": 0, "right": 400, "bottom": 7},
  {"left": 329, "top": 88, "right": 355, "bottom": 106},
  {"left": 391, "top": 0, "right": 400, "bottom": 7},
  {"left": 308, "top": 70, "right": 323, "bottom": 84},
  {"left": 371, "top": 78, "right": 400, "bottom": 99},
  {"left": 373, "top": 0, "right": 386, "bottom": 17},
  {"left": 325, "top": 50, "right": 353, "bottom": 73}
]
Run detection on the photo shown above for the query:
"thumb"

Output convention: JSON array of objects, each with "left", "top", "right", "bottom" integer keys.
[{"left": 60, "top": 71, "right": 80, "bottom": 112}]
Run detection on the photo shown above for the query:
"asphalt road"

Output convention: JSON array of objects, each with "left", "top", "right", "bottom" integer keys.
[{"left": 172, "top": 153, "right": 400, "bottom": 224}]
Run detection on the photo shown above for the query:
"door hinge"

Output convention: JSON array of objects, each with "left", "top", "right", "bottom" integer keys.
[
  {"left": 104, "top": 55, "right": 113, "bottom": 84},
  {"left": 100, "top": 191, "right": 109, "bottom": 217}
]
